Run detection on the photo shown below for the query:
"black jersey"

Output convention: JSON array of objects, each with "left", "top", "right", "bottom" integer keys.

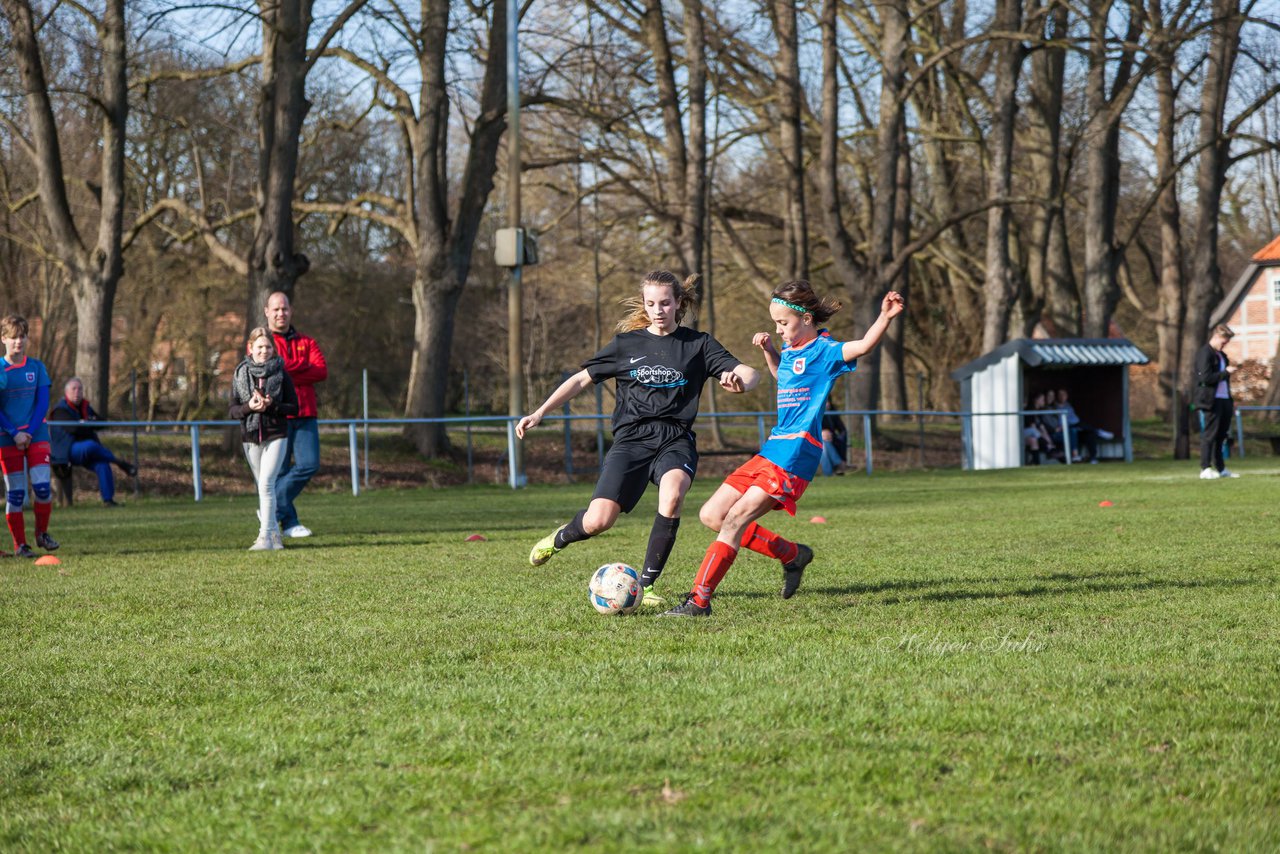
[{"left": 583, "top": 327, "right": 743, "bottom": 433}]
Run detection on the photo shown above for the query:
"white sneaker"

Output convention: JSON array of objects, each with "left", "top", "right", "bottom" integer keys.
[
  {"left": 1219, "top": 468, "right": 1240, "bottom": 478},
  {"left": 1200, "top": 468, "right": 1219, "bottom": 480},
  {"left": 249, "top": 535, "right": 273, "bottom": 551},
  {"left": 283, "top": 524, "right": 312, "bottom": 538},
  {"left": 270, "top": 531, "right": 285, "bottom": 550}
]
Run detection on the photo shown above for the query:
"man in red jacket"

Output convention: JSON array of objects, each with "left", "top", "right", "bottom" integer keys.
[{"left": 265, "top": 292, "right": 328, "bottom": 537}]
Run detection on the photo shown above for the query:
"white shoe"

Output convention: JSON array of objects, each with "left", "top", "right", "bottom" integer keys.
[
  {"left": 283, "top": 524, "right": 312, "bottom": 538},
  {"left": 249, "top": 535, "right": 273, "bottom": 551},
  {"left": 270, "top": 531, "right": 285, "bottom": 550},
  {"left": 1200, "top": 468, "right": 1219, "bottom": 480},
  {"left": 1219, "top": 468, "right": 1240, "bottom": 478}
]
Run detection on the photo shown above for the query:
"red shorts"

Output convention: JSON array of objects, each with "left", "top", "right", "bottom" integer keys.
[
  {"left": 0, "top": 441, "right": 52, "bottom": 474},
  {"left": 722, "top": 455, "right": 809, "bottom": 516}
]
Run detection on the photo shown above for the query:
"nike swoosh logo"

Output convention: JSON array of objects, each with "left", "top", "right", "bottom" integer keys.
[{"left": 629, "top": 356, "right": 646, "bottom": 363}]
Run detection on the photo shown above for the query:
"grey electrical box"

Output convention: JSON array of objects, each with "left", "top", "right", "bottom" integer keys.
[{"left": 495, "top": 227, "right": 539, "bottom": 267}]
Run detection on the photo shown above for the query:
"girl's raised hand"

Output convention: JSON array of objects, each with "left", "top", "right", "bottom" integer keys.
[
  {"left": 882, "top": 291, "right": 906, "bottom": 317},
  {"left": 753, "top": 332, "right": 775, "bottom": 352},
  {"left": 515, "top": 413, "right": 541, "bottom": 440}
]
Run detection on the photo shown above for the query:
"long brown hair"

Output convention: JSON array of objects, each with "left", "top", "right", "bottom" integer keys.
[
  {"left": 772, "top": 280, "right": 842, "bottom": 324},
  {"left": 616, "top": 271, "right": 700, "bottom": 332}
]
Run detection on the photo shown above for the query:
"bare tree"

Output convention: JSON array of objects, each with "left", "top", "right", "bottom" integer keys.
[
  {"left": 2, "top": 0, "right": 127, "bottom": 410},
  {"left": 1178, "top": 0, "right": 1246, "bottom": 394},
  {"left": 980, "top": 0, "right": 1029, "bottom": 350},
  {"left": 1021, "top": 0, "right": 1077, "bottom": 337},
  {"left": 309, "top": 0, "right": 508, "bottom": 455},
  {"left": 769, "top": 0, "right": 808, "bottom": 280},
  {"left": 1080, "top": 0, "right": 1148, "bottom": 337}
]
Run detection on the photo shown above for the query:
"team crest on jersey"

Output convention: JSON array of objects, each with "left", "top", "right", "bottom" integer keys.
[
  {"left": 25, "top": 372, "right": 35, "bottom": 383},
  {"left": 631, "top": 365, "right": 686, "bottom": 388},
  {"left": 792, "top": 357, "right": 806, "bottom": 375}
]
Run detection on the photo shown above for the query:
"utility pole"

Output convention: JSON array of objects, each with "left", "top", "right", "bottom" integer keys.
[{"left": 505, "top": 0, "right": 526, "bottom": 487}]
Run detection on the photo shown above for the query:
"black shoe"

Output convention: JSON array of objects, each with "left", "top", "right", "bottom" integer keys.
[
  {"left": 121, "top": 462, "right": 138, "bottom": 477},
  {"left": 15, "top": 544, "right": 36, "bottom": 559},
  {"left": 660, "top": 593, "right": 712, "bottom": 617},
  {"left": 782, "top": 544, "right": 814, "bottom": 599},
  {"left": 103, "top": 499, "right": 121, "bottom": 507},
  {"left": 36, "top": 532, "right": 60, "bottom": 551}
]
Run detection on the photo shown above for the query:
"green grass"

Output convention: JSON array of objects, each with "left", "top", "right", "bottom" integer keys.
[{"left": 3, "top": 460, "right": 1279, "bottom": 851}]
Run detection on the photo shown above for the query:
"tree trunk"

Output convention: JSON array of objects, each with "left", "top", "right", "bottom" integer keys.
[
  {"left": 2, "top": 0, "right": 127, "bottom": 411},
  {"left": 855, "top": 0, "right": 909, "bottom": 413},
  {"left": 405, "top": 268, "right": 464, "bottom": 452},
  {"left": 1151, "top": 1, "right": 1184, "bottom": 418},
  {"left": 1022, "top": 0, "right": 1076, "bottom": 337},
  {"left": 771, "top": 0, "right": 808, "bottom": 280},
  {"left": 980, "top": 0, "right": 1027, "bottom": 351},
  {"left": 681, "top": 0, "right": 708, "bottom": 280},
  {"left": 1179, "top": 0, "right": 1242, "bottom": 396},
  {"left": 403, "top": 0, "right": 507, "bottom": 456},
  {"left": 247, "top": 0, "right": 314, "bottom": 326},
  {"left": 880, "top": 122, "right": 912, "bottom": 416},
  {"left": 1080, "top": 0, "right": 1144, "bottom": 338}
]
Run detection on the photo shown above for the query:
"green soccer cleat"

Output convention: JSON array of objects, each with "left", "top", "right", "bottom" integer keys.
[
  {"left": 529, "top": 524, "right": 567, "bottom": 567},
  {"left": 641, "top": 586, "right": 666, "bottom": 607}
]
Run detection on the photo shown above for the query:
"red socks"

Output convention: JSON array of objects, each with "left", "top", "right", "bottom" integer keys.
[
  {"left": 34, "top": 501, "right": 50, "bottom": 535},
  {"left": 691, "top": 541, "right": 738, "bottom": 608},
  {"left": 740, "top": 521, "right": 799, "bottom": 564},
  {"left": 6, "top": 511, "right": 25, "bottom": 549}
]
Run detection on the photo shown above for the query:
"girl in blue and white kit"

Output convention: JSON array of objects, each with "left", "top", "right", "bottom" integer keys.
[{"left": 663, "top": 281, "right": 904, "bottom": 617}]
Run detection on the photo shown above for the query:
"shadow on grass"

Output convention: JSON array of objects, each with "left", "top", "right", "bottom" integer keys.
[{"left": 725, "top": 569, "right": 1264, "bottom": 604}]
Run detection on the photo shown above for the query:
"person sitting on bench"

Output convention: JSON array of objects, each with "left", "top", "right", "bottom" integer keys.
[{"left": 48, "top": 377, "right": 137, "bottom": 506}]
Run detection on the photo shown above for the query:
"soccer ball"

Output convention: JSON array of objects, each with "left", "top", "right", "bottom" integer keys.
[{"left": 588, "top": 562, "right": 643, "bottom": 616}]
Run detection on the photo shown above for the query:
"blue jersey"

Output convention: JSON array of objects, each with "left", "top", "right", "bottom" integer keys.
[
  {"left": 0, "top": 356, "right": 52, "bottom": 447},
  {"left": 758, "top": 332, "right": 855, "bottom": 480}
]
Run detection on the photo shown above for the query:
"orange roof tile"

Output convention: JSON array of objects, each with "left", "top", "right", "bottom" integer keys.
[{"left": 1253, "top": 234, "right": 1280, "bottom": 261}]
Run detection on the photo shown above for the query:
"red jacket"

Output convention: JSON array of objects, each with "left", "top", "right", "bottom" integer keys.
[{"left": 270, "top": 327, "right": 327, "bottom": 417}]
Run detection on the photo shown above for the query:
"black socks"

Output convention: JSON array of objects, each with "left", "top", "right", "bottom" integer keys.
[
  {"left": 640, "top": 513, "right": 680, "bottom": 588},
  {"left": 554, "top": 509, "right": 591, "bottom": 549}
]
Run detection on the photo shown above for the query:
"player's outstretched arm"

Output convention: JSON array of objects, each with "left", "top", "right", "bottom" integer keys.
[
  {"left": 720, "top": 363, "right": 760, "bottom": 393},
  {"left": 516, "top": 369, "right": 594, "bottom": 439},
  {"left": 841, "top": 291, "right": 905, "bottom": 362},
  {"left": 753, "top": 333, "right": 781, "bottom": 379}
]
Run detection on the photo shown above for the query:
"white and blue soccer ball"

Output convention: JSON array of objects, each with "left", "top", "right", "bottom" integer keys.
[{"left": 589, "top": 562, "right": 643, "bottom": 616}]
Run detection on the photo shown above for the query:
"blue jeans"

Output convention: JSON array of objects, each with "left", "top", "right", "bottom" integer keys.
[
  {"left": 819, "top": 441, "right": 844, "bottom": 476},
  {"left": 275, "top": 417, "right": 319, "bottom": 529},
  {"left": 70, "top": 439, "right": 118, "bottom": 502}
]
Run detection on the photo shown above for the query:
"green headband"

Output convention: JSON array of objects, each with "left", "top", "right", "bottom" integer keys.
[{"left": 772, "top": 297, "right": 809, "bottom": 314}]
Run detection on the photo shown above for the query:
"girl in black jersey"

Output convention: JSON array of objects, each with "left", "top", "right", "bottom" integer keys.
[{"left": 516, "top": 271, "right": 759, "bottom": 605}]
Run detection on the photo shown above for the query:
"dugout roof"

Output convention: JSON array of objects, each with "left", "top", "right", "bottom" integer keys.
[{"left": 950, "top": 338, "right": 1150, "bottom": 382}]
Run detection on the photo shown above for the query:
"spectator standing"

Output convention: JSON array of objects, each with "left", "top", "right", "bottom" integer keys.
[
  {"left": 230, "top": 327, "right": 299, "bottom": 550},
  {"left": 1193, "top": 324, "right": 1238, "bottom": 479},
  {"left": 48, "top": 377, "right": 138, "bottom": 505},
  {"left": 264, "top": 292, "right": 327, "bottom": 537},
  {"left": 0, "top": 315, "right": 59, "bottom": 557}
]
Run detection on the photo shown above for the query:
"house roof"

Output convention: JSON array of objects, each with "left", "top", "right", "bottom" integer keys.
[
  {"left": 1253, "top": 234, "right": 1280, "bottom": 262},
  {"left": 1210, "top": 234, "right": 1280, "bottom": 326},
  {"left": 951, "top": 338, "right": 1150, "bottom": 381}
]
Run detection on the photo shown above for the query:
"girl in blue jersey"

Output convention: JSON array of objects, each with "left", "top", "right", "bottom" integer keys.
[
  {"left": 517, "top": 271, "right": 759, "bottom": 605},
  {"left": 662, "top": 281, "right": 904, "bottom": 617},
  {"left": 0, "top": 315, "right": 60, "bottom": 557}
]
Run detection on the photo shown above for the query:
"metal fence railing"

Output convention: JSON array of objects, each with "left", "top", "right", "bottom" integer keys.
[{"left": 65, "top": 407, "right": 1104, "bottom": 500}]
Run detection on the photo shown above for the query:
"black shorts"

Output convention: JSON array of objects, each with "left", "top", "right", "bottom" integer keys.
[{"left": 592, "top": 421, "right": 698, "bottom": 513}]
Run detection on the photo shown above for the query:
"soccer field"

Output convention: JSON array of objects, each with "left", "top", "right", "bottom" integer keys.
[{"left": 3, "top": 460, "right": 1279, "bottom": 851}]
